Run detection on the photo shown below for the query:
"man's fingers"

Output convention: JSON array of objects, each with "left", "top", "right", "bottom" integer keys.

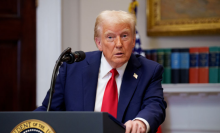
[
  {"left": 134, "top": 120, "right": 146, "bottom": 133},
  {"left": 136, "top": 125, "right": 141, "bottom": 133},
  {"left": 125, "top": 120, "right": 132, "bottom": 133},
  {"left": 131, "top": 122, "right": 138, "bottom": 133},
  {"left": 132, "top": 121, "right": 145, "bottom": 133},
  {"left": 125, "top": 120, "right": 146, "bottom": 133},
  {"left": 137, "top": 126, "right": 145, "bottom": 133}
]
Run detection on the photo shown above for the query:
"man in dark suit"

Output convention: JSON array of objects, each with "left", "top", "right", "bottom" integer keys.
[{"left": 35, "top": 10, "right": 166, "bottom": 133}]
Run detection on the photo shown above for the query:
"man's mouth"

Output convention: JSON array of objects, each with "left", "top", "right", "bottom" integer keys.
[
  {"left": 115, "top": 52, "right": 123, "bottom": 55},
  {"left": 115, "top": 52, "right": 124, "bottom": 57}
]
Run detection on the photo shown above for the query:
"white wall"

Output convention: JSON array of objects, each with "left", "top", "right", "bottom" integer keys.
[
  {"left": 37, "top": 0, "right": 61, "bottom": 106},
  {"left": 76, "top": 0, "right": 220, "bottom": 51},
  {"left": 37, "top": 0, "right": 220, "bottom": 132},
  {"left": 79, "top": 0, "right": 132, "bottom": 52},
  {"left": 62, "top": 0, "right": 80, "bottom": 51},
  {"left": 61, "top": 0, "right": 220, "bottom": 53},
  {"left": 136, "top": 0, "right": 220, "bottom": 49}
]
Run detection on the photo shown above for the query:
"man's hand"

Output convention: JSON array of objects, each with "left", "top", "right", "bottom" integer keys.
[{"left": 124, "top": 119, "right": 147, "bottom": 133}]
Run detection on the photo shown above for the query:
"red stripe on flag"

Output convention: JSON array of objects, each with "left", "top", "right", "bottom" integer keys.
[{"left": 156, "top": 126, "right": 162, "bottom": 133}]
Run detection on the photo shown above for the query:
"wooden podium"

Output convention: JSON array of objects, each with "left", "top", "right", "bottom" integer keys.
[{"left": 0, "top": 112, "right": 125, "bottom": 133}]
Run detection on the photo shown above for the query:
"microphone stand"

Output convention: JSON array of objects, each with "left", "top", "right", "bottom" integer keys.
[{"left": 47, "top": 47, "right": 72, "bottom": 112}]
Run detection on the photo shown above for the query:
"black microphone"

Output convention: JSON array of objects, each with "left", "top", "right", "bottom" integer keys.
[
  {"left": 47, "top": 48, "right": 85, "bottom": 111},
  {"left": 62, "top": 51, "right": 86, "bottom": 64}
]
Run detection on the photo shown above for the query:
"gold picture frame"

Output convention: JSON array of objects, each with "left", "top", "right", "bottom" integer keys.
[{"left": 147, "top": 0, "right": 220, "bottom": 36}]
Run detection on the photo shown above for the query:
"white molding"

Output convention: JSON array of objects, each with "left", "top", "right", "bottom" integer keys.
[
  {"left": 163, "top": 84, "right": 220, "bottom": 93},
  {"left": 37, "top": 0, "right": 62, "bottom": 106}
]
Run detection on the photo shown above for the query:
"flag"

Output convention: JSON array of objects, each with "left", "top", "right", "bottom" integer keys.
[
  {"left": 133, "top": 30, "right": 145, "bottom": 57},
  {"left": 128, "top": 0, "right": 139, "bottom": 17},
  {"left": 156, "top": 126, "right": 162, "bottom": 133}
]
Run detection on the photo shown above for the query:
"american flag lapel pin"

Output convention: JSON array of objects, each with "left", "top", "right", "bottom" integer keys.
[{"left": 133, "top": 73, "right": 138, "bottom": 79}]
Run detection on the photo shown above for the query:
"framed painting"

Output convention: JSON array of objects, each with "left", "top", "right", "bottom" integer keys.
[{"left": 147, "top": 0, "right": 220, "bottom": 36}]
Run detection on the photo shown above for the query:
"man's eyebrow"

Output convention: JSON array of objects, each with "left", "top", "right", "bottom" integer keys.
[
  {"left": 104, "top": 29, "right": 131, "bottom": 35},
  {"left": 104, "top": 31, "right": 115, "bottom": 35},
  {"left": 121, "top": 29, "right": 130, "bottom": 32},
  {"left": 121, "top": 29, "right": 131, "bottom": 34},
  {"left": 104, "top": 30, "right": 115, "bottom": 36}
]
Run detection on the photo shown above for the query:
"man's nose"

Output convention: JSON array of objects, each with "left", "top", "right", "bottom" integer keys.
[{"left": 115, "top": 36, "right": 122, "bottom": 48}]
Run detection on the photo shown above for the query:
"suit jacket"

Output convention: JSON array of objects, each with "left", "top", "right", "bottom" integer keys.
[{"left": 35, "top": 51, "right": 167, "bottom": 133}]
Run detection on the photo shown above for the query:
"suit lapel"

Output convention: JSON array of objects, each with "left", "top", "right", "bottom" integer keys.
[
  {"left": 82, "top": 51, "right": 102, "bottom": 111},
  {"left": 117, "top": 54, "right": 142, "bottom": 122}
]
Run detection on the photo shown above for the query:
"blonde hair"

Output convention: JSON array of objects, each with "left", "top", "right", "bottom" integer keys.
[{"left": 94, "top": 10, "right": 136, "bottom": 40}]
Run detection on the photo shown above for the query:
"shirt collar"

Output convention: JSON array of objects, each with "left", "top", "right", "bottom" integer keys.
[{"left": 99, "top": 53, "right": 128, "bottom": 78}]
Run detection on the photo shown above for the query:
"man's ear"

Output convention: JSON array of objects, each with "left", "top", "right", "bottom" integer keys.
[{"left": 95, "top": 37, "right": 103, "bottom": 51}]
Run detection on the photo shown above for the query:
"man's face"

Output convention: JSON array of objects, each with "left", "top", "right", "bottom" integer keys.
[{"left": 95, "top": 21, "right": 135, "bottom": 68}]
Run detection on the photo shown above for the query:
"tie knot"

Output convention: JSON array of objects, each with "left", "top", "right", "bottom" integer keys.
[{"left": 110, "top": 69, "right": 118, "bottom": 77}]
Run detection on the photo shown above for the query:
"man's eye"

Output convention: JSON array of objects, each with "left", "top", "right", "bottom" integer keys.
[
  {"left": 107, "top": 36, "right": 114, "bottom": 41},
  {"left": 122, "top": 34, "right": 127, "bottom": 38}
]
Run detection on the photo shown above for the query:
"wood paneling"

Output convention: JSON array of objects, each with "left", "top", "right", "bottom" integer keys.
[
  {"left": 0, "top": 0, "right": 36, "bottom": 111},
  {"left": 0, "top": 0, "right": 19, "bottom": 17},
  {"left": 0, "top": 41, "right": 19, "bottom": 111}
]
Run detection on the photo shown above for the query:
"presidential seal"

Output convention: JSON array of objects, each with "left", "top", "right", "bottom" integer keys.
[{"left": 11, "top": 119, "right": 55, "bottom": 133}]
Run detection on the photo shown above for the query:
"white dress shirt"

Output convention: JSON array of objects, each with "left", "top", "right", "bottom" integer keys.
[{"left": 94, "top": 53, "right": 150, "bottom": 132}]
